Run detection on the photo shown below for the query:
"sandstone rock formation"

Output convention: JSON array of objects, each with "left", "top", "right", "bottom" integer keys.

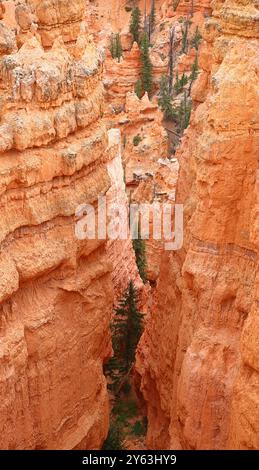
[
  {"left": 1, "top": 0, "right": 258, "bottom": 453},
  {"left": 16, "top": 0, "right": 85, "bottom": 47},
  {"left": 106, "top": 128, "right": 147, "bottom": 302},
  {"left": 0, "top": 2, "right": 145, "bottom": 449},
  {"left": 104, "top": 43, "right": 142, "bottom": 113},
  {"left": 136, "top": 0, "right": 259, "bottom": 450}
]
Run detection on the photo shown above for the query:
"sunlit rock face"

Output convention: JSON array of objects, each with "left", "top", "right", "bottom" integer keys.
[
  {"left": 136, "top": 0, "right": 259, "bottom": 450},
  {"left": 16, "top": 0, "right": 85, "bottom": 47},
  {"left": 0, "top": 0, "right": 149, "bottom": 449}
]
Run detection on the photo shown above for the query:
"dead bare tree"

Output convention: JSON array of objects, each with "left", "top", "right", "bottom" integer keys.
[
  {"left": 168, "top": 26, "right": 175, "bottom": 95},
  {"left": 191, "top": 0, "right": 194, "bottom": 18}
]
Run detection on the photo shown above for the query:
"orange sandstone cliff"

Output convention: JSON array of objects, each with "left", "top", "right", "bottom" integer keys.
[
  {"left": 136, "top": 0, "right": 259, "bottom": 450},
  {"left": 0, "top": 1, "right": 144, "bottom": 449},
  {"left": 0, "top": 0, "right": 258, "bottom": 452}
]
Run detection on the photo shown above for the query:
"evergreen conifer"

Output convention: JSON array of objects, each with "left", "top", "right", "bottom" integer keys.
[
  {"left": 140, "top": 32, "right": 153, "bottom": 96},
  {"left": 130, "top": 7, "right": 141, "bottom": 44}
]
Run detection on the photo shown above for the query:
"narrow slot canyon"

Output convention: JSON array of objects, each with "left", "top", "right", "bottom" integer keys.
[{"left": 0, "top": 0, "right": 258, "bottom": 452}]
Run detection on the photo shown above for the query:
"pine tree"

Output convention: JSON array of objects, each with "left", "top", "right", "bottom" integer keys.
[
  {"left": 150, "top": 0, "right": 156, "bottom": 34},
  {"left": 133, "top": 238, "right": 147, "bottom": 283},
  {"left": 109, "top": 33, "right": 123, "bottom": 61},
  {"left": 109, "top": 34, "right": 116, "bottom": 58},
  {"left": 183, "top": 91, "right": 192, "bottom": 129},
  {"left": 159, "top": 75, "right": 175, "bottom": 120},
  {"left": 115, "top": 33, "right": 123, "bottom": 61},
  {"left": 177, "top": 90, "right": 192, "bottom": 133},
  {"left": 134, "top": 79, "right": 143, "bottom": 98},
  {"left": 130, "top": 7, "right": 141, "bottom": 44},
  {"left": 140, "top": 32, "right": 153, "bottom": 96},
  {"left": 106, "top": 282, "right": 144, "bottom": 393}
]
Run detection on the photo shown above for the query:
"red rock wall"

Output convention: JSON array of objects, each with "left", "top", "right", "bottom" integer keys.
[
  {"left": 136, "top": 0, "right": 259, "bottom": 450},
  {"left": 0, "top": 7, "right": 114, "bottom": 450}
]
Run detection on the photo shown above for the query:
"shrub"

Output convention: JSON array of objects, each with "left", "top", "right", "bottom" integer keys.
[
  {"left": 106, "top": 282, "right": 144, "bottom": 394},
  {"left": 134, "top": 79, "right": 143, "bottom": 99},
  {"left": 133, "top": 238, "right": 148, "bottom": 283},
  {"left": 133, "top": 134, "right": 142, "bottom": 146},
  {"left": 131, "top": 420, "right": 146, "bottom": 437},
  {"left": 110, "top": 33, "right": 123, "bottom": 61},
  {"left": 174, "top": 72, "right": 188, "bottom": 95},
  {"left": 158, "top": 75, "right": 175, "bottom": 120}
]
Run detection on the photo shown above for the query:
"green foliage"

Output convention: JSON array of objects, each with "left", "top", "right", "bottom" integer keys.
[
  {"left": 130, "top": 7, "right": 141, "bottom": 44},
  {"left": 191, "top": 26, "right": 202, "bottom": 50},
  {"left": 110, "top": 33, "right": 123, "bottom": 61},
  {"left": 158, "top": 75, "right": 175, "bottom": 121},
  {"left": 133, "top": 134, "right": 142, "bottom": 146},
  {"left": 109, "top": 34, "right": 116, "bottom": 59},
  {"left": 174, "top": 72, "right": 188, "bottom": 95},
  {"left": 113, "top": 399, "right": 138, "bottom": 421},
  {"left": 140, "top": 32, "right": 153, "bottom": 96},
  {"left": 176, "top": 92, "right": 192, "bottom": 133},
  {"left": 150, "top": 0, "right": 156, "bottom": 34},
  {"left": 102, "top": 420, "right": 125, "bottom": 450},
  {"left": 134, "top": 79, "right": 143, "bottom": 99},
  {"left": 133, "top": 238, "right": 148, "bottom": 283},
  {"left": 131, "top": 419, "right": 146, "bottom": 437},
  {"left": 106, "top": 282, "right": 144, "bottom": 394}
]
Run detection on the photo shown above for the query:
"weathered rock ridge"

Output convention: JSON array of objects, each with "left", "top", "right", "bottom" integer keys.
[{"left": 136, "top": 0, "right": 259, "bottom": 450}]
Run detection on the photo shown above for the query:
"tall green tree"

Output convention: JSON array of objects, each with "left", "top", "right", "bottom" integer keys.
[
  {"left": 150, "top": 0, "right": 156, "bottom": 34},
  {"left": 191, "top": 26, "right": 202, "bottom": 50},
  {"left": 130, "top": 7, "right": 141, "bottom": 44},
  {"left": 134, "top": 79, "right": 143, "bottom": 98},
  {"left": 133, "top": 238, "right": 147, "bottom": 283},
  {"left": 158, "top": 75, "right": 175, "bottom": 120},
  {"left": 140, "top": 32, "right": 153, "bottom": 96},
  {"left": 174, "top": 72, "right": 188, "bottom": 94},
  {"left": 110, "top": 33, "right": 123, "bottom": 61},
  {"left": 106, "top": 282, "right": 144, "bottom": 393},
  {"left": 109, "top": 34, "right": 116, "bottom": 58}
]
